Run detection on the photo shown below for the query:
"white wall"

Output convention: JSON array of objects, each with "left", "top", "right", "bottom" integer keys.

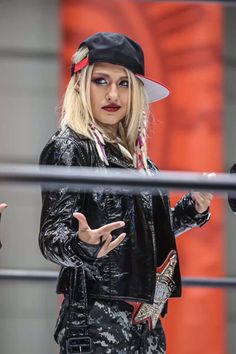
[{"left": 0, "top": 1, "right": 59, "bottom": 353}]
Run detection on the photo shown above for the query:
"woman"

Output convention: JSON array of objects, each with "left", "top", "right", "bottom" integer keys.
[{"left": 39, "top": 32, "right": 212, "bottom": 354}]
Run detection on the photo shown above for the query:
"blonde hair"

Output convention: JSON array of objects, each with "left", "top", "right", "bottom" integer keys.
[{"left": 60, "top": 46, "right": 150, "bottom": 163}]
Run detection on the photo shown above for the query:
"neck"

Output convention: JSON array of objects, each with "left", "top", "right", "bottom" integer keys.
[{"left": 98, "top": 123, "right": 118, "bottom": 141}]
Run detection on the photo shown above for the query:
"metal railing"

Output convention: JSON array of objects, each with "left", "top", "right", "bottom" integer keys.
[
  {"left": 0, "top": 163, "right": 236, "bottom": 194},
  {"left": 0, "top": 163, "right": 235, "bottom": 289},
  {"left": 0, "top": 268, "right": 235, "bottom": 288}
]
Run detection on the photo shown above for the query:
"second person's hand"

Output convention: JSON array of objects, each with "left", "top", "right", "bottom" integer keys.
[{"left": 0, "top": 203, "right": 7, "bottom": 214}]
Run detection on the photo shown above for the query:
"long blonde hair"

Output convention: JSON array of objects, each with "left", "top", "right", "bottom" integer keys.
[{"left": 60, "top": 46, "right": 150, "bottom": 165}]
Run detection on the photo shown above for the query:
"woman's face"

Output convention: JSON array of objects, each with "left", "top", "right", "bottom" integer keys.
[{"left": 90, "top": 62, "right": 129, "bottom": 134}]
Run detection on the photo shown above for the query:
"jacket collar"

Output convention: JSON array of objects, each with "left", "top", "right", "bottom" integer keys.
[{"left": 105, "top": 143, "right": 134, "bottom": 169}]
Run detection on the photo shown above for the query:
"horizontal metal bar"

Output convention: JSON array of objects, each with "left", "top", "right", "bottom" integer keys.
[
  {"left": 117, "top": 0, "right": 236, "bottom": 4},
  {"left": 0, "top": 163, "right": 236, "bottom": 194},
  {"left": 0, "top": 269, "right": 58, "bottom": 281},
  {"left": 182, "top": 277, "right": 236, "bottom": 288},
  {"left": 0, "top": 48, "right": 57, "bottom": 60},
  {"left": 140, "top": 0, "right": 236, "bottom": 3},
  {"left": 0, "top": 269, "right": 236, "bottom": 288},
  {"left": 132, "top": 0, "right": 236, "bottom": 4}
]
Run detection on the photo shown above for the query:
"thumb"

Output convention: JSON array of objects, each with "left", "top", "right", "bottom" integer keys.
[
  {"left": 191, "top": 192, "right": 197, "bottom": 200},
  {"left": 73, "top": 212, "right": 90, "bottom": 230}
]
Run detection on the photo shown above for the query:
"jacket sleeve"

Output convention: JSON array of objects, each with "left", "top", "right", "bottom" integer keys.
[
  {"left": 39, "top": 136, "right": 98, "bottom": 267},
  {"left": 172, "top": 192, "right": 210, "bottom": 237},
  {"left": 147, "top": 159, "right": 210, "bottom": 237}
]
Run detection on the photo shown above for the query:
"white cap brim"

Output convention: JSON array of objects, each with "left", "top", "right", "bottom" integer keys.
[{"left": 136, "top": 74, "right": 170, "bottom": 103}]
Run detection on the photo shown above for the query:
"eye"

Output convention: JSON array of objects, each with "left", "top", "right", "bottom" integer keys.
[
  {"left": 119, "top": 80, "right": 129, "bottom": 88},
  {"left": 91, "top": 77, "right": 108, "bottom": 85}
]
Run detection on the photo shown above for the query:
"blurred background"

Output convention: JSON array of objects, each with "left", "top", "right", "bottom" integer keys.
[{"left": 0, "top": 0, "right": 235, "bottom": 353}]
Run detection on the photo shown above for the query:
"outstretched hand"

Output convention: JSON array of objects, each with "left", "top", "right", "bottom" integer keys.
[{"left": 73, "top": 212, "right": 126, "bottom": 258}]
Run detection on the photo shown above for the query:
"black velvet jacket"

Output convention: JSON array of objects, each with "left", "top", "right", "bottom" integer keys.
[{"left": 39, "top": 126, "right": 210, "bottom": 305}]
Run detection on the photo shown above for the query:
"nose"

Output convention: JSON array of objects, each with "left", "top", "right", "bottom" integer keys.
[{"left": 106, "top": 83, "right": 119, "bottom": 102}]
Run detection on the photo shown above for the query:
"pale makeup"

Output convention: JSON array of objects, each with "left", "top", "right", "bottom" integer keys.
[{"left": 90, "top": 62, "right": 129, "bottom": 136}]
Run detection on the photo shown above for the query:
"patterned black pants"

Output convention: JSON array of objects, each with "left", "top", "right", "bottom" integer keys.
[{"left": 55, "top": 299, "right": 166, "bottom": 354}]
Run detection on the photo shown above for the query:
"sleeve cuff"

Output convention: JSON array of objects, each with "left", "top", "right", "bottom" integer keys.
[
  {"left": 186, "top": 194, "right": 211, "bottom": 226},
  {"left": 71, "top": 235, "right": 100, "bottom": 261}
]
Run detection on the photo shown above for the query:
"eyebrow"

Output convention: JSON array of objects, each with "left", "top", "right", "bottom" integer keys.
[{"left": 92, "top": 72, "right": 128, "bottom": 80}]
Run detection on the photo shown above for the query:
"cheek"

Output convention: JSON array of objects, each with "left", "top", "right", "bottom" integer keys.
[
  {"left": 120, "top": 91, "right": 129, "bottom": 107},
  {"left": 90, "top": 87, "right": 100, "bottom": 112},
  {"left": 91, "top": 85, "right": 105, "bottom": 100}
]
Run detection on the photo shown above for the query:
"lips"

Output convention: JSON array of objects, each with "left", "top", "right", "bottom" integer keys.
[{"left": 102, "top": 105, "right": 121, "bottom": 112}]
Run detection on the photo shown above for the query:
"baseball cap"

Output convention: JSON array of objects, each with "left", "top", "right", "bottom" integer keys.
[{"left": 71, "top": 32, "right": 169, "bottom": 103}]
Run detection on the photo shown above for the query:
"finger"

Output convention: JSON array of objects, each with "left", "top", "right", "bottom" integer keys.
[
  {"left": 96, "top": 221, "right": 125, "bottom": 237},
  {"left": 198, "top": 194, "right": 213, "bottom": 204},
  {"left": 191, "top": 192, "right": 203, "bottom": 202},
  {"left": 199, "top": 193, "right": 213, "bottom": 201},
  {"left": 192, "top": 192, "right": 212, "bottom": 202},
  {"left": 0, "top": 203, "right": 8, "bottom": 213},
  {"left": 97, "top": 234, "right": 113, "bottom": 258},
  {"left": 193, "top": 197, "right": 211, "bottom": 213},
  {"left": 193, "top": 195, "right": 209, "bottom": 207},
  {"left": 194, "top": 192, "right": 212, "bottom": 201},
  {"left": 108, "top": 233, "right": 126, "bottom": 251},
  {"left": 101, "top": 234, "right": 110, "bottom": 242},
  {"left": 98, "top": 233, "right": 126, "bottom": 258},
  {"left": 73, "top": 212, "right": 90, "bottom": 231}
]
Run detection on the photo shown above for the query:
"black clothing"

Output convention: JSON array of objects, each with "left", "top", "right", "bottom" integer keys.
[
  {"left": 39, "top": 126, "right": 210, "bottom": 352},
  {"left": 39, "top": 126, "right": 209, "bottom": 303},
  {"left": 56, "top": 299, "right": 166, "bottom": 354}
]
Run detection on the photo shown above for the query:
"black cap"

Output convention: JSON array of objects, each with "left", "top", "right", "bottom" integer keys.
[
  {"left": 72, "top": 32, "right": 170, "bottom": 103},
  {"left": 79, "top": 32, "right": 145, "bottom": 76}
]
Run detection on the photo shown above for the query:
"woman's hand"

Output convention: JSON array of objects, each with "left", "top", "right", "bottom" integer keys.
[
  {"left": 0, "top": 203, "right": 7, "bottom": 214},
  {"left": 191, "top": 173, "right": 215, "bottom": 213},
  {"left": 191, "top": 192, "right": 213, "bottom": 213},
  {"left": 73, "top": 212, "right": 126, "bottom": 258}
]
